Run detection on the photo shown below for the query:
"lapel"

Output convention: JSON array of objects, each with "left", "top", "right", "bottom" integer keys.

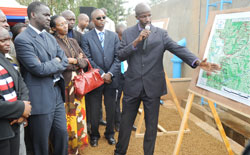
[
  {"left": 26, "top": 26, "right": 52, "bottom": 58},
  {"left": 147, "top": 24, "right": 157, "bottom": 46},
  {"left": 0, "top": 54, "right": 18, "bottom": 90},
  {"left": 91, "top": 30, "right": 104, "bottom": 54},
  {"left": 103, "top": 30, "right": 110, "bottom": 53}
]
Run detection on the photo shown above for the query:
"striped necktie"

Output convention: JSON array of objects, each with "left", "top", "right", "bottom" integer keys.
[{"left": 99, "top": 32, "right": 104, "bottom": 49}]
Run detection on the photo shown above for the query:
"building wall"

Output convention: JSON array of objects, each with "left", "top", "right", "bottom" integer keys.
[{"left": 126, "top": 0, "right": 250, "bottom": 78}]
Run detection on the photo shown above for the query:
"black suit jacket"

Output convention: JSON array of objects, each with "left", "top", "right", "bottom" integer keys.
[
  {"left": 0, "top": 53, "right": 29, "bottom": 140},
  {"left": 72, "top": 30, "right": 83, "bottom": 48},
  {"left": 118, "top": 24, "right": 198, "bottom": 98},
  {"left": 14, "top": 26, "right": 68, "bottom": 115},
  {"left": 82, "top": 29, "right": 120, "bottom": 88}
]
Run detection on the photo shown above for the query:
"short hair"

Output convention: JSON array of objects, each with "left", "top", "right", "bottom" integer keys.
[
  {"left": 78, "top": 13, "right": 89, "bottom": 21},
  {"left": 27, "top": 1, "right": 47, "bottom": 19},
  {"left": 11, "top": 23, "right": 27, "bottom": 40},
  {"left": 91, "top": 9, "right": 103, "bottom": 19},
  {"left": 100, "top": 8, "right": 107, "bottom": 15},
  {"left": 61, "top": 10, "right": 75, "bottom": 18},
  {"left": 116, "top": 23, "right": 126, "bottom": 33},
  {"left": 50, "top": 15, "right": 60, "bottom": 29},
  {"left": 135, "top": 3, "right": 151, "bottom": 16}
]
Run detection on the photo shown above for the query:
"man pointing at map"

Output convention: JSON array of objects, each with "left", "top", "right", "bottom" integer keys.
[{"left": 114, "top": 2, "right": 221, "bottom": 155}]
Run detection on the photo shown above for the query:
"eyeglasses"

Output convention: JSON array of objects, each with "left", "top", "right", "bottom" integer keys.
[{"left": 96, "top": 16, "right": 106, "bottom": 20}]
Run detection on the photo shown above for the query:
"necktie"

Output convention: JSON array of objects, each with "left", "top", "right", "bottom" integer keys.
[{"left": 99, "top": 32, "right": 104, "bottom": 49}]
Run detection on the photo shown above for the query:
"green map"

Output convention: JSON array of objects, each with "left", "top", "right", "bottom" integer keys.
[{"left": 197, "top": 12, "right": 250, "bottom": 106}]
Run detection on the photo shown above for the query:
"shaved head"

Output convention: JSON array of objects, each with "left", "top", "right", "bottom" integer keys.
[
  {"left": 61, "top": 10, "right": 76, "bottom": 30},
  {"left": 78, "top": 13, "right": 89, "bottom": 21},
  {"left": 135, "top": 3, "right": 151, "bottom": 16},
  {"left": 91, "top": 9, "right": 104, "bottom": 19},
  {"left": 0, "top": 27, "right": 11, "bottom": 54},
  {"left": 61, "top": 10, "right": 75, "bottom": 18},
  {"left": 0, "top": 10, "right": 9, "bottom": 30}
]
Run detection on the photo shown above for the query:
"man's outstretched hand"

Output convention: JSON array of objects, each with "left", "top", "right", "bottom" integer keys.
[{"left": 199, "top": 58, "right": 221, "bottom": 75}]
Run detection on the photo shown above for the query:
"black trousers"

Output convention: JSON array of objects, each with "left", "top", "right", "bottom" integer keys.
[
  {"left": 115, "top": 73, "right": 124, "bottom": 126},
  {"left": 86, "top": 85, "right": 116, "bottom": 139},
  {"left": 26, "top": 85, "right": 68, "bottom": 155},
  {"left": 115, "top": 88, "right": 160, "bottom": 155},
  {"left": 0, "top": 127, "right": 20, "bottom": 155}
]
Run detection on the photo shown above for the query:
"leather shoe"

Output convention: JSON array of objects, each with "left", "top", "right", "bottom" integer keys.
[
  {"left": 132, "top": 125, "right": 137, "bottom": 131},
  {"left": 106, "top": 137, "right": 116, "bottom": 145},
  {"left": 99, "top": 119, "right": 107, "bottom": 126},
  {"left": 90, "top": 139, "right": 98, "bottom": 147}
]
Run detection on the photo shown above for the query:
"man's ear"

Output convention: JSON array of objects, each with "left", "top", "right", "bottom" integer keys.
[
  {"left": 30, "top": 12, "right": 36, "bottom": 19},
  {"left": 51, "top": 27, "right": 56, "bottom": 32}
]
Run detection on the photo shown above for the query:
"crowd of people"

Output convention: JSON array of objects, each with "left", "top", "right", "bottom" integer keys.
[{"left": 0, "top": 1, "right": 221, "bottom": 155}]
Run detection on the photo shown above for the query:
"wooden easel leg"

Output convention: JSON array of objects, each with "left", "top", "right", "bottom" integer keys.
[
  {"left": 165, "top": 73, "right": 189, "bottom": 129},
  {"left": 207, "top": 100, "right": 234, "bottom": 155},
  {"left": 173, "top": 93, "right": 194, "bottom": 155}
]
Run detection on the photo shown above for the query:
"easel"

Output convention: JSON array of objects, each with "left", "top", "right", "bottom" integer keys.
[
  {"left": 135, "top": 72, "right": 190, "bottom": 137},
  {"left": 173, "top": 90, "right": 234, "bottom": 155}
]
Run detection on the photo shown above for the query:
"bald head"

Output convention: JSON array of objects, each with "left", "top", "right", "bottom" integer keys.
[
  {"left": 91, "top": 9, "right": 104, "bottom": 19},
  {"left": 135, "top": 3, "right": 151, "bottom": 16},
  {"left": 0, "top": 10, "right": 9, "bottom": 30},
  {"left": 0, "top": 27, "right": 11, "bottom": 54},
  {"left": 78, "top": 13, "right": 89, "bottom": 30},
  {"left": 61, "top": 10, "right": 76, "bottom": 30},
  {"left": 116, "top": 23, "right": 127, "bottom": 41}
]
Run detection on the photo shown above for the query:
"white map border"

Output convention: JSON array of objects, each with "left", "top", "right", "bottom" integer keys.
[{"left": 197, "top": 11, "right": 250, "bottom": 106}]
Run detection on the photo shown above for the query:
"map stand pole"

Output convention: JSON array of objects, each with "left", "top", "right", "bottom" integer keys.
[
  {"left": 173, "top": 92, "right": 194, "bottom": 155},
  {"left": 207, "top": 100, "right": 234, "bottom": 155}
]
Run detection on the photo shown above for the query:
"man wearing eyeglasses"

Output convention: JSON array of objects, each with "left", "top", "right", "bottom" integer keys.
[
  {"left": 114, "top": 2, "right": 221, "bottom": 155},
  {"left": 82, "top": 8, "right": 120, "bottom": 147}
]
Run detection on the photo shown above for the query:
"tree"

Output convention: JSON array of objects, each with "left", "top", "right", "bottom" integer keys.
[{"left": 16, "top": 0, "right": 127, "bottom": 24}]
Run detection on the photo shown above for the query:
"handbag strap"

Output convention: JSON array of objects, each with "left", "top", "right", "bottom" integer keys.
[{"left": 85, "top": 59, "right": 94, "bottom": 70}]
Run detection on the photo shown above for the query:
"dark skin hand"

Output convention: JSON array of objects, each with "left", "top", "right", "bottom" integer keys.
[
  {"left": 133, "top": 29, "right": 151, "bottom": 47},
  {"left": 102, "top": 73, "right": 112, "bottom": 84},
  {"left": 199, "top": 58, "right": 221, "bottom": 75}
]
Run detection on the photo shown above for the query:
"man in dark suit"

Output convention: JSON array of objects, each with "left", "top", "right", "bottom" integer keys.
[
  {"left": 114, "top": 3, "right": 220, "bottom": 155},
  {"left": 61, "top": 10, "right": 83, "bottom": 48},
  {"left": 82, "top": 9, "right": 120, "bottom": 147},
  {"left": 0, "top": 27, "right": 32, "bottom": 155},
  {"left": 14, "top": 2, "right": 68, "bottom": 155}
]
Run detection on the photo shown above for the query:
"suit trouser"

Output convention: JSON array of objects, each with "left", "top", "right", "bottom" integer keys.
[
  {"left": 86, "top": 85, "right": 116, "bottom": 139},
  {"left": 115, "top": 73, "right": 124, "bottom": 126},
  {"left": 115, "top": 88, "right": 160, "bottom": 155},
  {"left": 26, "top": 85, "right": 68, "bottom": 155},
  {"left": 0, "top": 127, "right": 20, "bottom": 155}
]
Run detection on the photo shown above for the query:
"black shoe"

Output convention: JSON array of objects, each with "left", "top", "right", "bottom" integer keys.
[
  {"left": 99, "top": 119, "right": 107, "bottom": 126},
  {"left": 132, "top": 125, "right": 137, "bottom": 131},
  {"left": 90, "top": 139, "right": 98, "bottom": 147},
  {"left": 115, "top": 124, "right": 120, "bottom": 132},
  {"left": 106, "top": 137, "right": 116, "bottom": 145}
]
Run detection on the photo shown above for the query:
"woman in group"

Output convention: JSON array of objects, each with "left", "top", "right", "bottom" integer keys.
[{"left": 50, "top": 15, "right": 88, "bottom": 154}]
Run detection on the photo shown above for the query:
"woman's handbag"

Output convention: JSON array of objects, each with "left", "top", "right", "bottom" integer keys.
[{"left": 74, "top": 59, "right": 104, "bottom": 95}]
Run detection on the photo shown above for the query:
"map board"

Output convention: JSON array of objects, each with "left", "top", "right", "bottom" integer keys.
[{"left": 189, "top": 7, "right": 250, "bottom": 118}]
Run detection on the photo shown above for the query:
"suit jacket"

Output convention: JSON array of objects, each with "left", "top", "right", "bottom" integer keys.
[
  {"left": 118, "top": 24, "right": 198, "bottom": 98},
  {"left": 0, "top": 53, "right": 29, "bottom": 140},
  {"left": 72, "top": 30, "right": 83, "bottom": 48},
  {"left": 14, "top": 26, "right": 68, "bottom": 115},
  {"left": 82, "top": 29, "right": 120, "bottom": 88}
]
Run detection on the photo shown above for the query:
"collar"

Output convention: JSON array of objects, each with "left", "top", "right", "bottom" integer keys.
[
  {"left": 95, "top": 28, "right": 105, "bottom": 35},
  {"left": 29, "top": 24, "right": 46, "bottom": 34},
  {"left": 5, "top": 53, "right": 13, "bottom": 60},
  {"left": 138, "top": 23, "right": 143, "bottom": 31}
]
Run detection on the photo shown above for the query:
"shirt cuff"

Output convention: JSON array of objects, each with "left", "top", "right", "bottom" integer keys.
[
  {"left": 192, "top": 58, "right": 200, "bottom": 68},
  {"left": 101, "top": 73, "right": 105, "bottom": 77},
  {"left": 132, "top": 44, "right": 137, "bottom": 51},
  {"left": 108, "top": 72, "right": 113, "bottom": 77}
]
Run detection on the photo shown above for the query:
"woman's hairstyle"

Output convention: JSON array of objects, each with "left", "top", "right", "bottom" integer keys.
[
  {"left": 11, "top": 22, "right": 27, "bottom": 40},
  {"left": 50, "top": 15, "right": 61, "bottom": 29}
]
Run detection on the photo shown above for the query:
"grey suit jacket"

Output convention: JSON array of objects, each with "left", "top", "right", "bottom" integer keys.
[
  {"left": 82, "top": 29, "right": 120, "bottom": 88},
  {"left": 118, "top": 24, "right": 198, "bottom": 98},
  {"left": 0, "top": 53, "right": 28, "bottom": 140},
  {"left": 14, "top": 26, "right": 68, "bottom": 115}
]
